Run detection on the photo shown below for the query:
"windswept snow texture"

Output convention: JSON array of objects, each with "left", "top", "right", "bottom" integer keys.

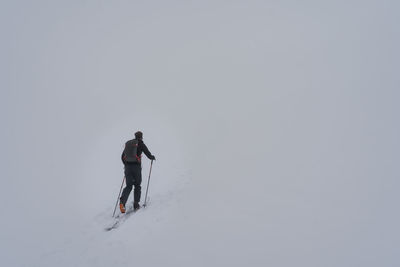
[{"left": 1, "top": 1, "right": 400, "bottom": 266}]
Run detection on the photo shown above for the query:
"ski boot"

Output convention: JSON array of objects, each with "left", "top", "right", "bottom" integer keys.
[
  {"left": 119, "top": 203, "right": 126, "bottom": 213},
  {"left": 133, "top": 202, "right": 140, "bottom": 211}
]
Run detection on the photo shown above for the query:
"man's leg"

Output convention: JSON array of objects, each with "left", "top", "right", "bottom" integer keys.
[
  {"left": 133, "top": 165, "right": 142, "bottom": 209},
  {"left": 120, "top": 166, "right": 134, "bottom": 206}
]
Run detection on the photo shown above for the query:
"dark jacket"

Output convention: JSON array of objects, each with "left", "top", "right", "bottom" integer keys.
[{"left": 122, "top": 139, "right": 155, "bottom": 164}]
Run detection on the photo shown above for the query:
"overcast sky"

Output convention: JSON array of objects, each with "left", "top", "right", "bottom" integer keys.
[{"left": 1, "top": 1, "right": 400, "bottom": 266}]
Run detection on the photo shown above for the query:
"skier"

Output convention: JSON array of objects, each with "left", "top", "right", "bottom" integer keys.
[{"left": 119, "top": 131, "right": 155, "bottom": 213}]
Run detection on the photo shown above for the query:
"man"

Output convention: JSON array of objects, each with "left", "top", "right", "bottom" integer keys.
[{"left": 120, "top": 131, "right": 155, "bottom": 213}]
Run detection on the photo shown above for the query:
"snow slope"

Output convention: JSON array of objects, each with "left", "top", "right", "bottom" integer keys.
[{"left": 1, "top": 1, "right": 400, "bottom": 267}]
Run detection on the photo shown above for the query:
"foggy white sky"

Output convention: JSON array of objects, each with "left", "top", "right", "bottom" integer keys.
[{"left": 1, "top": 0, "right": 400, "bottom": 266}]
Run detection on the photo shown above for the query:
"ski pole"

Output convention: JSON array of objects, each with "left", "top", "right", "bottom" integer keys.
[
  {"left": 143, "top": 160, "right": 153, "bottom": 208},
  {"left": 112, "top": 176, "right": 125, "bottom": 217}
]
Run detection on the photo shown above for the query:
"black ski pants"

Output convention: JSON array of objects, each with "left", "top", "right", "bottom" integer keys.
[{"left": 120, "top": 163, "right": 142, "bottom": 205}]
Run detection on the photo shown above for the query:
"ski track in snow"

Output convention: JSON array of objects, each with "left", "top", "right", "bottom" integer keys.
[{"left": 35, "top": 168, "right": 191, "bottom": 267}]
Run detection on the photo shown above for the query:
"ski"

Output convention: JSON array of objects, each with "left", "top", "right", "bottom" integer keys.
[
  {"left": 105, "top": 199, "right": 149, "bottom": 231},
  {"left": 105, "top": 208, "right": 135, "bottom": 231}
]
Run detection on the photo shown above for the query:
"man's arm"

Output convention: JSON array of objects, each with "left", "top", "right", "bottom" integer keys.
[
  {"left": 121, "top": 151, "right": 126, "bottom": 164},
  {"left": 142, "top": 143, "right": 156, "bottom": 160}
]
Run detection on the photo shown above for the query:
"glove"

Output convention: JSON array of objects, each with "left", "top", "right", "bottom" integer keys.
[{"left": 151, "top": 155, "right": 156, "bottom": 161}]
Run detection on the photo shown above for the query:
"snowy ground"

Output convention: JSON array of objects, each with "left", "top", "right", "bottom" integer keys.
[{"left": 36, "top": 165, "right": 193, "bottom": 267}]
